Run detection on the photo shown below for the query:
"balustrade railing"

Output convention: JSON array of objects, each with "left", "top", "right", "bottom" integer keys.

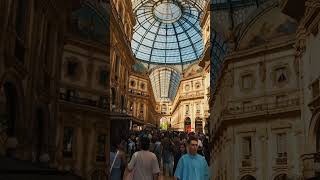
[{"left": 223, "top": 98, "right": 300, "bottom": 115}]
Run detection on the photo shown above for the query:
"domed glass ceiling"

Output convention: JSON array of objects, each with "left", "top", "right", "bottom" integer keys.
[
  {"left": 131, "top": 0, "right": 208, "bottom": 65},
  {"left": 149, "top": 66, "right": 181, "bottom": 102}
]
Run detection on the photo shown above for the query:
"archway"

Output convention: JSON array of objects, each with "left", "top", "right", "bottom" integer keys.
[
  {"left": 195, "top": 117, "right": 203, "bottom": 133},
  {"left": 184, "top": 117, "right": 191, "bottom": 133},
  {"left": 240, "top": 175, "right": 256, "bottom": 180},
  {"left": 160, "top": 117, "right": 169, "bottom": 130},
  {"left": 274, "top": 174, "right": 287, "bottom": 180}
]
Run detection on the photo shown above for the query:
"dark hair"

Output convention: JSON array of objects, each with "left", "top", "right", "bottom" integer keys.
[
  {"left": 140, "top": 136, "right": 150, "bottom": 150},
  {"left": 180, "top": 143, "right": 186, "bottom": 149},
  {"left": 187, "top": 136, "right": 198, "bottom": 144}
]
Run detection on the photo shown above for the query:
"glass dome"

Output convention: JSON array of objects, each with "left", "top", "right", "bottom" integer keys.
[
  {"left": 149, "top": 66, "right": 181, "bottom": 102},
  {"left": 131, "top": 0, "right": 208, "bottom": 65}
]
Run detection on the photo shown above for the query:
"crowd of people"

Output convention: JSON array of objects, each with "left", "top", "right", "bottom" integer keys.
[{"left": 110, "top": 130, "right": 211, "bottom": 180}]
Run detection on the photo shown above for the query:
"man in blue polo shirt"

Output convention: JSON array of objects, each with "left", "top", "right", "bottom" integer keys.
[{"left": 174, "top": 136, "right": 210, "bottom": 180}]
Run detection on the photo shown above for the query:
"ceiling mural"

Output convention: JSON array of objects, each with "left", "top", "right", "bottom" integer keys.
[{"left": 238, "top": 7, "right": 298, "bottom": 49}]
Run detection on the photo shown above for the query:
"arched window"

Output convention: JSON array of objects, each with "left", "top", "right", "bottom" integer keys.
[
  {"left": 111, "top": 88, "right": 116, "bottom": 105},
  {"left": 99, "top": 69, "right": 108, "bottom": 87},
  {"left": 184, "top": 117, "right": 191, "bottom": 132},
  {"left": 195, "top": 117, "right": 202, "bottom": 133}
]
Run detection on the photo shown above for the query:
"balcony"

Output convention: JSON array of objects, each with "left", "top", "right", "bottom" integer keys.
[
  {"left": 222, "top": 98, "right": 300, "bottom": 120},
  {"left": 180, "top": 91, "right": 205, "bottom": 100},
  {"left": 128, "top": 89, "right": 149, "bottom": 98},
  {"left": 59, "top": 92, "right": 108, "bottom": 110}
]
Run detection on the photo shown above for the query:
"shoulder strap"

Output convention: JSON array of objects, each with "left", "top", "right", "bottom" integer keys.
[{"left": 109, "top": 150, "right": 119, "bottom": 173}]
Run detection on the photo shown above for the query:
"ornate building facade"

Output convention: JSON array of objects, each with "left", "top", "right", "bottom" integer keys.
[
  {"left": 127, "top": 68, "right": 160, "bottom": 129},
  {"left": 56, "top": 1, "right": 110, "bottom": 179},
  {"left": 290, "top": 0, "right": 320, "bottom": 179},
  {"left": 109, "top": 0, "right": 136, "bottom": 140},
  {"left": 166, "top": 5, "right": 211, "bottom": 133},
  {"left": 0, "top": 0, "right": 69, "bottom": 163},
  {"left": 209, "top": 0, "right": 320, "bottom": 179},
  {"left": 170, "top": 63, "right": 209, "bottom": 133}
]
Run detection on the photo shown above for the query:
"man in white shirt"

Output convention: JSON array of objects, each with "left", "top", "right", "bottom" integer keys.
[{"left": 127, "top": 136, "right": 160, "bottom": 180}]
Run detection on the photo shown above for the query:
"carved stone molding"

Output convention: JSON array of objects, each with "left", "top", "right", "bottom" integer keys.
[
  {"left": 295, "top": 25, "right": 307, "bottom": 58},
  {"left": 303, "top": 0, "right": 320, "bottom": 36}
]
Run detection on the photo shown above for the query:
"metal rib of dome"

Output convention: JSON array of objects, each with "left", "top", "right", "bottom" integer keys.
[{"left": 131, "top": 0, "right": 208, "bottom": 65}]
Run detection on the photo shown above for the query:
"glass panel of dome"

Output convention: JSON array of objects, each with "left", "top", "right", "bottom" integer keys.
[
  {"left": 139, "top": 45, "right": 151, "bottom": 54},
  {"left": 131, "top": 0, "right": 207, "bottom": 65},
  {"left": 131, "top": 41, "right": 139, "bottom": 49},
  {"left": 167, "top": 42, "right": 178, "bottom": 49},
  {"left": 144, "top": 32, "right": 156, "bottom": 40},
  {"left": 141, "top": 38, "right": 153, "bottom": 47}
]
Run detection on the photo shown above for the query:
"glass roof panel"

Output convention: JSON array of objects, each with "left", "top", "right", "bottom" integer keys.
[
  {"left": 149, "top": 67, "right": 181, "bottom": 102},
  {"left": 131, "top": 0, "right": 208, "bottom": 65}
]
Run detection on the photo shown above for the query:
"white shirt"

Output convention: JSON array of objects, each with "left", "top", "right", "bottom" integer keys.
[
  {"left": 198, "top": 139, "right": 203, "bottom": 148},
  {"left": 128, "top": 150, "right": 160, "bottom": 180}
]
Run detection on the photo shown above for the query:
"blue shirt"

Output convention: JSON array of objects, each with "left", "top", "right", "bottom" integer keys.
[{"left": 174, "top": 154, "right": 210, "bottom": 180}]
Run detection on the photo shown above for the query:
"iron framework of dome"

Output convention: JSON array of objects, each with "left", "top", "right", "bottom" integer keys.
[
  {"left": 149, "top": 66, "right": 181, "bottom": 102},
  {"left": 131, "top": 0, "right": 208, "bottom": 65}
]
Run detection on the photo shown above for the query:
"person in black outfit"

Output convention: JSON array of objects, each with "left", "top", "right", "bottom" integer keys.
[{"left": 173, "top": 143, "right": 187, "bottom": 174}]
